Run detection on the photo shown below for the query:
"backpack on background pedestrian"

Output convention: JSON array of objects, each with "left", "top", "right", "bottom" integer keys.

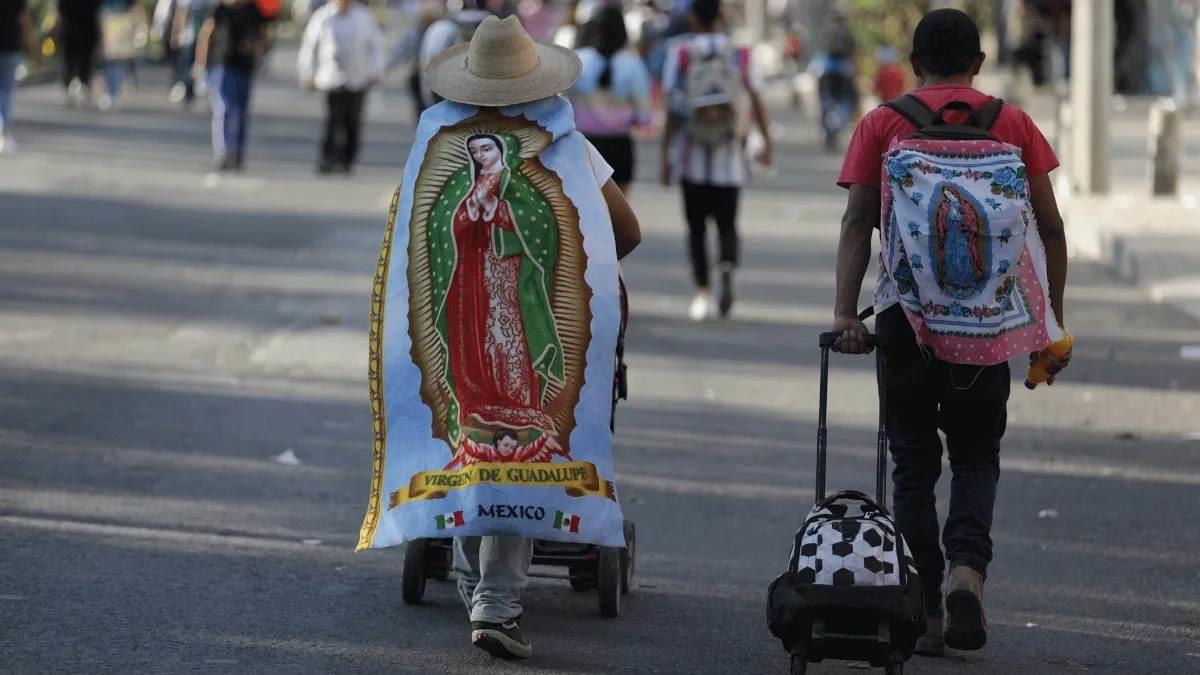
[
  {"left": 194, "top": 0, "right": 267, "bottom": 172},
  {"left": 831, "top": 9, "right": 1071, "bottom": 657},
  {"left": 98, "top": 0, "right": 148, "bottom": 111},
  {"left": 568, "top": 4, "right": 652, "bottom": 193},
  {"left": 0, "top": 0, "right": 41, "bottom": 155},
  {"left": 298, "top": 0, "right": 385, "bottom": 175},
  {"left": 374, "top": 15, "right": 641, "bottom": 659},
  {"left": 659, "top": 0, "right": 773, "bottom": 321}
]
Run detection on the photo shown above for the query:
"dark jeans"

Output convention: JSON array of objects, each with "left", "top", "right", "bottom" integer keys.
[
  {"left": 876, "top": 306, "right": 1010, "bottom": 615},
  {"left": 681, "top": 180, "right": 740, "bottom": 288},
  {"left": 321, "top": 87, "right": 366, "bottom": 170},
  {"left": 62, "top": 49, "right": 95, "bottom": 88},
  {"left": 209, "top": 66, "right": 253, "bottom": 162}
]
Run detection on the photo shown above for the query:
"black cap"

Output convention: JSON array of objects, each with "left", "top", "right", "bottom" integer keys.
[{"left": 911, "top": 8, "right": 981, "bottom": 59}]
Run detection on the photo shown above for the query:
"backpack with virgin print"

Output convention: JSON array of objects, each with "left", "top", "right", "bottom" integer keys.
[
  {"left": 677, "top": 41, "right": 750, "bottom": 147},
  {"left": 880, "top": 95, "right": 1065, "bottom": 366}
]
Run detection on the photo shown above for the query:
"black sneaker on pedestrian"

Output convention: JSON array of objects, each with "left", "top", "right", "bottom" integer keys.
[
  {"left": 471, "top": 619, "right": 532, "bottom": 659},
  {"left": 717, "top": 265, "right": 735, "bottom": 318},
  {"left": 216, "top": 154, "right": 238, "bottom": 173}
]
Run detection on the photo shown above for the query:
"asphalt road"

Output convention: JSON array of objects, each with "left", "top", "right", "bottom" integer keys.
[{"left": 1, "top": 59, "right": 1199, "bottom": 674}]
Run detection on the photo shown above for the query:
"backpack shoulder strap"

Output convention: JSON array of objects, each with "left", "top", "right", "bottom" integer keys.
[
  {"left": 966, "top": 97, "right": 1005, "bottom": 131},
  {"left": 884, "top": 94, "right": 936, "bottom": 130}
]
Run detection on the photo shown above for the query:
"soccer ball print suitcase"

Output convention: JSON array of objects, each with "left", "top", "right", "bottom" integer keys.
[{"left": 767, "top": 331, "right": 925, "bottom": 674}]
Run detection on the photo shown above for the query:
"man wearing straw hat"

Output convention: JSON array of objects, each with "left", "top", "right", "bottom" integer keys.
[{"left": 415, "top": 15, "right": 641, "bottom": 660}]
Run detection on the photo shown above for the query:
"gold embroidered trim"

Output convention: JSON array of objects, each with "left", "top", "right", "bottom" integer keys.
[{"left": 356, "top": 186, "right": 401, "bottom": 551}]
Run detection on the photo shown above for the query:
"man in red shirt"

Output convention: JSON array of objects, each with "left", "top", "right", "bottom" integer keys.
[{"left": 829, "top": 9, "right": 1069, "bottom": 657}]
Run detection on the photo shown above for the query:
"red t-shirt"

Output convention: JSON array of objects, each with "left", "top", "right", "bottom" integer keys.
[
  {"left": 837, "top": 84, "right": 1059, "bottom": 189},
  {"left": 874, "top": 64, "right": 908, "bottom": 103}
]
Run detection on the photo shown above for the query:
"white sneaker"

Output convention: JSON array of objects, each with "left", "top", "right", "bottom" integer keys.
[
  {"left": 688, "top": 291, "right": 714, "bottom": 322},
  {"left": 97, "top": 94, "right": 113, "bottom": 112},
  {"left": 168, "top": 82, "right": 187, "bottom": 104},
  {"left": 0, "top": 136, "right": 10, "bottom": 155},
  {"left": 67, "top": 80, "right": 84, "bottom": 107}
]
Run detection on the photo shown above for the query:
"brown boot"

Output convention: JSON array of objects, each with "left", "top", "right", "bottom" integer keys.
[
  {"left": 913, "top": 613, "right": 944, "bottom": 657},
  {"left": 944, "top": 565, "right": 987, "bottom": 650}
]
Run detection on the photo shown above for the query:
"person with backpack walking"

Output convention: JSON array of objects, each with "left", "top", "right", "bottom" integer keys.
[
  {"left": 830, "top": 9, "right": 1070, "bottom": 656},
  {"left": 569, "top": 4, "right": 651, "bottom": 193},
  {"left": 660, "top": 0, "right": 772, "bottom": 321},
  {"left": 298, "top": 0, "right": 384, "bottom": 175},
  {"left": 412, "top": 0, "right": 491, "bottom": 113},
  {"left": 193, "top": 0, "right": 267, "bottom": 171},
  {"left": 408, "top": 15, "right": 641, "bottom": 658}
]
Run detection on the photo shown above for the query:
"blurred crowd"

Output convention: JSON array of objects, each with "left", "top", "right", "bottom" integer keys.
[{"left": 1, "top": 1, "right": 1198, "bottom": 164}]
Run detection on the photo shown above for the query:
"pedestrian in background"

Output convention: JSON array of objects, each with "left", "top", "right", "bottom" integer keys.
[
  {"left": 0, "top": 0, "right": 41, "bottom": 155},
  {"left": 873, "top": 45, "right": 907, "bottom": 104},
  {"left": 660, "top": 0, "right": 773, "bottom": 321},
  {"left": 57, "top": 0, "right": 103, "bottom": 107},
  {"left": 569, "top": 4, "right": 651, "bottom": 194},
  {"left": 298, "top": 0, "right": 384, "bottom": 175},
  {"left": 194, "top": 0, "right": 266, "bottom": 172},
  {"left": 98, "top": 0, "right": 147, "bottom": 111},
  {"left": 160, "top": 0, "right": 217, "bottom": 106},
  {"left": 413, "top": 0, "right": 492, "bottom": 113}
]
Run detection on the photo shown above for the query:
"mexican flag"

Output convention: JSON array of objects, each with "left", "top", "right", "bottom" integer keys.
[
  {"left": 436, "top": 511, "right": 465, "bottom": 530},
  {"left": 553, "top": 511, "right": 581, "bottom": 534}
]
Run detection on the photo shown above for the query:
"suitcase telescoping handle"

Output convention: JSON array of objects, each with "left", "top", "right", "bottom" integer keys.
[{"left": 816, "top": 331, "right": 889, "bottom": 509}]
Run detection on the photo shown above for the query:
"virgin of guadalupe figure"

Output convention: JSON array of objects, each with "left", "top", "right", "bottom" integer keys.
[
  {"left": 425, "top": 132, "right": 568, "bottom": 463},
  {"left": 932, "top": 184, "right": 988, "bottom": 299}
]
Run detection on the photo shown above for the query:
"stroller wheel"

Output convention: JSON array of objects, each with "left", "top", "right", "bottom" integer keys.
[
  {"left": 597, "top": 546, "right": 622, "bottom": 617},
  {"left": 401, "top": 539, "right": 429, "bottom": 605}
]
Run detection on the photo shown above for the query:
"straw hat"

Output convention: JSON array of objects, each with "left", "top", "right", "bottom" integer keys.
[{"left": 424, "top": 15, "right": 582, "bottom": 107}]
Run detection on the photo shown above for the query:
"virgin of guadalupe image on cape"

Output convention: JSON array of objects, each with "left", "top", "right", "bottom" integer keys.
[{"left": 407, "top": 119, "right": 592, "bottom": 471}]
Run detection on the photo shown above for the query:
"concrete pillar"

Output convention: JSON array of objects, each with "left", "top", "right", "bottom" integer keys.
[
  {"left": 1070, "top": 0, "right": 1114, "bottom": 195},
  {"left": 1149, "top": 98, "right": 1181, "bottom": 195}
]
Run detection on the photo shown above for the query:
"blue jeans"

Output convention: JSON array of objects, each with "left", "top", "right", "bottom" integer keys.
[
  {"left": 105, "top": 60, "right": 131, "bottom": 100},
  {"left": 0, "top": 52, "right": 21, "bottom": 135},
  {"left": 208, "top": 66, "right": 253, "bottom": 161},
  {"left": 876, "top": 306, "right": 1010, "bottom": 615}
]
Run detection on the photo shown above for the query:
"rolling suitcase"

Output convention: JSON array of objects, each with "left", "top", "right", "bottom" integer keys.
[{"left": 767, "top": 331, "right": 925, "bottom": 674}]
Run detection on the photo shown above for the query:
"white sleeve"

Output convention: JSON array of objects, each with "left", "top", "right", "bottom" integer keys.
[
  {"left": 660, "top": 40, "right": 681, "bottom": 93},
  {"left": 297, "top": 12, "right": 321, "bottom": 82},
  {"left": 367, "top": 18, "right": 386, "bottom": 80},
  {"left": 586, "top": 140, "right": 615, "bottom": 187}
]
